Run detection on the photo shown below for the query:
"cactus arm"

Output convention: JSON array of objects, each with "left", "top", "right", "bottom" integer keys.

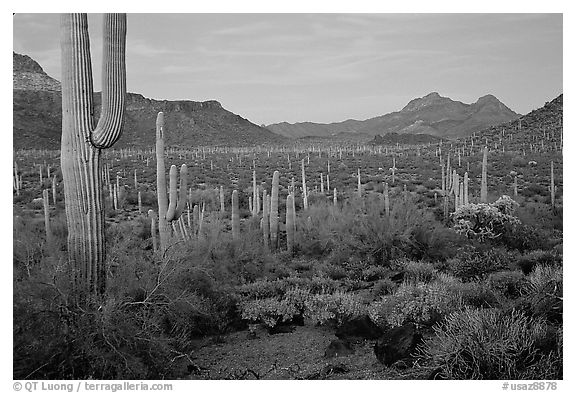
[
  {"left": 166, "top": 165, "right": 178, "bottom": 221},
  {"left": 91, "top": 14, "right": 127, "bottom": 148}
]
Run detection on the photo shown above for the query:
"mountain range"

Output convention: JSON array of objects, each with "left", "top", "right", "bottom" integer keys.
[
  {"left": 14, "top": 52, "right": 529, "bottom": 149},
  {"left": 13, "top": 52, "right": 285, "bottom": 150},
  {"left": 266, "top": 92, "right": 520, "bottom": 139}
]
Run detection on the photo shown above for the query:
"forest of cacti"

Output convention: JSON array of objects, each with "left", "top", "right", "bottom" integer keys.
[{"left": 13, "top": 13, "right": 563, "bottom": 382}]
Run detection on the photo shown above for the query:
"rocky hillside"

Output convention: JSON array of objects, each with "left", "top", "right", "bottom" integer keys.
[
  {"left": 267, "top": 92, "right": 520, "bottom": 139},
  {"left": 13, "top": 52, "right": 285, "bottom": 150},
  {"left": 475, "top": 94, "right": 562, "bottom": 147},
  {"left": 371, "top": 132, "right": 443, "bottom": 146}
]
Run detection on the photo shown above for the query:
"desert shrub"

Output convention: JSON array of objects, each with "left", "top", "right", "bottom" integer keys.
[
  {"left": 372, "top": 278, "right": 397, "bottom": 297},
  {"left": 368, "top": 281, "right": 462, "bottom": 328},
  {"left": 420, "top": 308, "right": 562, "bottom": 379},
  {"left": 361, "top": 265, "right": 389, "bottom": 282},
  {"left": 452, "top": 195, "right": 520, "bottom": 242},
  {"left": 302, "top": 197, "right": 456, "bottom": 266},
  {"left": 239, "top": 297, "right": 301, "bottom": 328},
  {"left": 517, "top": 250, "right": 561, "bottom": 274},
  {"left": 238, "top": 287, "right": 363, "bottom": 327},
  {"left": 502, "top": 223, "right": 552, "bottom": 252},
  {"left": 237, "top": 279, "right": 288, "bottom": 299},
  {"left": 511, "top": 156, "right": 527, "bottom": 167},
  {"left": 322, "top": 264, "right": 348, "bottom": 280},
  {"left": 517, "top": 265, "right": 563, "bottom": 324},
  {"left": 446, "top": 247, "right": 512, "bottom": 281},
  {"left": 486, "top": 270, "right": 527, "bottom": 299},
  {"left": 403, "top": 260, "right": 438, "bottom": 283},
  {"left": 522, "top": 183, "right": 548, "bottom": 198},
  {"left": 303, "top": 291, "right": 366, "bottom": 326}
]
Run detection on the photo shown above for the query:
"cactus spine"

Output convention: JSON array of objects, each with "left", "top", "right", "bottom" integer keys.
[
  {"left": 480, "top": 146, "right": 488, "bottom": 203},
  {"left": 60, "top": 13, "right": 126, "bottom": 297},
  {"left": 232, "top": 190, "right": 240, "bottom": 240},
  {"left": 286, "top": 194, "right": 295, "bottom": 253},
  {"left": 270, "top": 170, "right": 280, "bottom": 248}
]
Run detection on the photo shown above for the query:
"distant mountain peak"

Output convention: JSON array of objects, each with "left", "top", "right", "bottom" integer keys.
[
  {"left": 401, "top": 92, "right": 452, "bottom": 112},
  {"left": 13, "top": 51, "right": 61, "bottom": 92},
  {"left": 474, "top": 94, "right": 501, "bottom": 105},
  {"left": 13, "top": 52, "right": 284, "bottom": 149},
  {"left": 267, "top": 91, "right": 519, "bottom": 140}
]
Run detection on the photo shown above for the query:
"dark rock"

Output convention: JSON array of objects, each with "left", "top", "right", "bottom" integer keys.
[
  {"left": 374, "top": 322, "right": 423, "bottom": 366},
  {"left": 335, "top": 315, "right": 386, "bottom": 340},
  {"left": 324, "top": 339, "right": 355, "bottom": 358}
]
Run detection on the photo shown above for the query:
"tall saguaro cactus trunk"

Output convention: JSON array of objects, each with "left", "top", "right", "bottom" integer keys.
[
  {"left": 156, "top": 113, "right": 170, "bottom": 252},
  {"left": 60, "top": 14, "right": 126, "bottom": 299},
  {"left": 480, "top": 146, "right": 488, "bottom": 203}
]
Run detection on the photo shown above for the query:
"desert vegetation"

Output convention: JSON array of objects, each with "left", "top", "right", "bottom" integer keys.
[
  {"left": 13, "top": 115, "right": 563, "bottom": 379},
  {"left": 13, "top": 13, "right": 562, "bottom": 381}
]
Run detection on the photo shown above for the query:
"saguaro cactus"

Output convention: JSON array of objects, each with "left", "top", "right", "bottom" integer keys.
[
  {"left": 286, "top": 194, "right": 295, "bottom": 253},
  {"left": 357, "top": 168, "right": 362, "bottom": 198},
  {"left": 332, "top": 187, "right": 337, "bottom": 206},
  {"left": 463, "top": 172, "right": 469, "bottom": 205},
  {"left": 384, "top": 182, "right": 390, "bottom": 217},
  {"left": 60, "top": 13, "right": 126, "bottom": 298},
  {"left": 232, "top": 190, "right": 240, "bottom": 240},
  {"left": 480, "top": 146, "right": 488, "bottom": 203},
  {"left": 220, "top": 185, "right": 225, "bottom": 213},
  {"left": 43, "top": 189, "right": 52, "bottom": 243},
  {"left": 155, "top": 112, "right": 188, "bottom": 253},
  {"left": 270, "top": 170, "right": 280, "bottom": 248},
  {"left": 148, "top": 210, "right": 158, "bottom": 252},
  {"left": 301, "top": 160, "right": 308, "bottom": 210},
  {"left": 252, "top": 170, "right": 257, "bottom": 217},
  {"left": 262, "top": 190, "right": 270, "bottom": 248}
]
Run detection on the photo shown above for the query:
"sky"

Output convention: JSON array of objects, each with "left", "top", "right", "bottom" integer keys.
[{"left": 12, "top": 13, "right": 562, "bottom": 125}]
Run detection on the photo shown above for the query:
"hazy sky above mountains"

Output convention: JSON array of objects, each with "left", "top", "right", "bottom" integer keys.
[{"left": 13, "top": 13, "right": 562, "bottom": 125}]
